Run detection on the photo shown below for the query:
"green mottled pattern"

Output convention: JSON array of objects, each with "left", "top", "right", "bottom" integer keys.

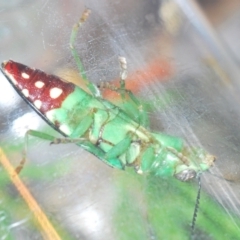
[{"left": 44, "top": 85, "right": 211, "bottom": 178}]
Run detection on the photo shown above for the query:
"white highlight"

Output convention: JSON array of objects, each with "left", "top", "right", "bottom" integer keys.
[
  {"left": 59, "top": 124, "right": 71, "bottom": 135},
  {"left": 46, "top": 111, "right": 54, "bottom": 121},
  {"left": 35, "top": 81, "right": 45, "bottom": 88},
  {"left": 5, "top": 71, "right": 17, "bottom": 85},
  {"left": 137, "top": 168, "right": 143, "bottom": 174},
  {"left": 65, "top": 203, "right": 104, "bottom": 239},
  {"left": 11, "top": 112, "right": 41, "bottom": 138},
  {"left": 22, "top": 89, "right": 29, "bottom": 97},
  {"left": 50, "top": 87, "right": 63, "bottom": 99},
  {"left": 21, "top": 72, "right": 30, "bottom": 79},
  {"left": 34, "top": 99, "right": 42, "bottom": 109}
]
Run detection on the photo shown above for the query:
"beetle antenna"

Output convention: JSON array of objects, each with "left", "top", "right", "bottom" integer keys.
[{"left": 191, "top": 175, "right": 201, "bottom": 235}]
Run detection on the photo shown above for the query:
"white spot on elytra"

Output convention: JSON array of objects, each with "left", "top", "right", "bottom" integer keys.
[
  {"left": 50, "top": 87, "right": 63, "bottom": 99},
  {"left": 21, "top": 72, "right": 30, "bottom": 79},
  {"left": 34, "top": 100, "right": 42, "bottom": 109},
  {"left": 59, "top": 124, "right": 71, "bottom": 135},
  {"left": 22, "top": 89, "right": 29, "bottom": 97},
  {"left": 35, "top": 81, "right": 45, "bottom": 88}
]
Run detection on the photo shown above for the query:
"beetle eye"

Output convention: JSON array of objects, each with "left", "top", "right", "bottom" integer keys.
[{"left": 175, "top": 169, "right": 196, "bottom": 182}]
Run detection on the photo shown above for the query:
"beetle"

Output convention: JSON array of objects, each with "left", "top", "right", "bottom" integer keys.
[{"left": 0, "top": 9, "right": 215, "bottom": 232}]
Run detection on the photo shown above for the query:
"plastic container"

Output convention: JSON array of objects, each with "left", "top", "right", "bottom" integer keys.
[{"left": 1, "top": 0, "right": 240, "bottom": 239}]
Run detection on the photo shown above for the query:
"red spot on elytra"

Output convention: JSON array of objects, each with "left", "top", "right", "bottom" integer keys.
[{"left": 2, "top": 60, "right": 75, "bottom": 113}]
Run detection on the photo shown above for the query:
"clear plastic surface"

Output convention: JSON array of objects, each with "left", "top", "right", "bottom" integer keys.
[{"left": 1, "top": 0, "right": 240, "bottom": 239}]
